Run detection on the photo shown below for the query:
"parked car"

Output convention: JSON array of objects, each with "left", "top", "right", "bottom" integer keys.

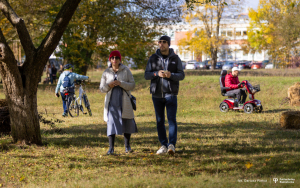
[
  {"left": 265, "top": 63, "right": 273, "bottom": 69},
  {"left": 209, "top": 62, "right": 223, "bottom": 69},
  {"left": 182, "top": 61, "right": 186, "bottom": 69},
  {"left": 238, "top": 61, "right": 251, "bottom": 69},
  {"left": 186, "top": 60, "right": 200, "bottom": 69},
  {"left": 202, "top": 60, "right": 211, "bottom": 69},
  {"left": 198, "top": 62, "right": 208, "bottom": 69},
  {"left": 251, "top": 63, "right": 262, "bottom": 69},
  {"left": 49, "top": 57, "right": 63, "bottom": 70},
  {"left": 261, "top": 60, "right": 269, "bottom": 68},
  {"left": 222, "top": 61, "right": 234, "bottom": 70}
]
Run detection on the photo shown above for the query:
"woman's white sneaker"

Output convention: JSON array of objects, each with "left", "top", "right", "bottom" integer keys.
[
  {"left": 167, "top": 144, "right": 175, "bottom": 155},
  {"left": 156, "top": 145, "right": 167, "bottom": 155}
]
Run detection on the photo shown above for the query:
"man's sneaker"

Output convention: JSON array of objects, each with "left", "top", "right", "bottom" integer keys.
[
  {"left": 168, "top": 144, "right": 175, "bottom": 155},
  {"left": 239, "top": 103, "right": 244, "bottom": 107},
  {"left": 156, "top": 145, "right": 167, "bottom": 155},
  {"left": 62, "top": 112, "right": 68, "bottom": 117}
]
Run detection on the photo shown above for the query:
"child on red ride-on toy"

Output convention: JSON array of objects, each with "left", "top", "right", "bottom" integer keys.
[{"left": 219, "top": 68, "right": 262, "bottom": 113}]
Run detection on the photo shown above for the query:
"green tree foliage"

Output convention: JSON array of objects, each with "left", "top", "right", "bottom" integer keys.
[
  {"left": 51, "top": 0, "right": 182, "bottom": 74},
  {"left": 0, "top": 0, "right": 59, "bottom": 45}
]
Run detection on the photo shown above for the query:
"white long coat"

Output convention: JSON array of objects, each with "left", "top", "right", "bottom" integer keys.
[{"left": 99, "top": 64, "right": 135, "bottom": 122}]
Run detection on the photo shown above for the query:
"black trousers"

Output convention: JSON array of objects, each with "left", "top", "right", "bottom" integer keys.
[{"left": 227, "top": 89, "right": 247, "bottom": 103}]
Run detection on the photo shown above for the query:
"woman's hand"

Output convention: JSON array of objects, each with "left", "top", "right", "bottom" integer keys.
[
  {"left": 114, "top": 80, "right": 121, "bottom": 86},
  {"left": 109, "top": 80, "right": 121, "bottom": 88},
  {"left": 108, "top": 81, "right": 115, "bottom": 88}
]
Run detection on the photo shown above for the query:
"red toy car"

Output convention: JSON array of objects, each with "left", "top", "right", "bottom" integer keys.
[{"left": 219, "top": 70, "right": 263, "bottom": 113}]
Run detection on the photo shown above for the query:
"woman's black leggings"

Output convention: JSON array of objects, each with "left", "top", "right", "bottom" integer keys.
[{"left": 108, "top": 133, "right": 131, "bottom": 148}]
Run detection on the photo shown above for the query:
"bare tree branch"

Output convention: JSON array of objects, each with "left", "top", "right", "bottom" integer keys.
[
  {"left": 36, "top": 0, "right": 81, "bottom": 61},
  {"left": 0, "top": 27, "right": 15, "bottom": 63},
  {"left": 0, "top": 0, "right": 36, "bottom": 59}
]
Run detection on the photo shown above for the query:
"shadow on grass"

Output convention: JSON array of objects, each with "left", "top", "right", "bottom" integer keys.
[
  {"left": 5, "top": 119, "right": 299, "bottom": 177},
  {"left": 262, "top": 109, "right": 290, "bottom": 113}
]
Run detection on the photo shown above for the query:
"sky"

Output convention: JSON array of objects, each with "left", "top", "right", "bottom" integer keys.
[{"left": 245, "top": 0, "right": 259, "bottom": 11}]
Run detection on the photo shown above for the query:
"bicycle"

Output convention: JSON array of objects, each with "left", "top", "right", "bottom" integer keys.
[
  {"left": 75, "top": 80, "right": 92, "bottom": 116},
  {"left": 63, "top": 86, "right": 79, "bottom": 117}
]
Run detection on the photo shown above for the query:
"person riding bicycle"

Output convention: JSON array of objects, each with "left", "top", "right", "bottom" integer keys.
[
  {"left": 224, "top": 67, "right": 247, "bottom": 106},
  {"left": 55, "top": 64, "right": 89, "bottom": 117}
]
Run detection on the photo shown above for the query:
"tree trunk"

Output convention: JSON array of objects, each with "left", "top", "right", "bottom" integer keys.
[
  {"left": 211, "top": 48, "right": 218, "bottom": 70},
  {"left": 80, "top": 50, "right": 93, "bottom": 75},
  {"left": 8, "top": 92, "right": 41, "bottom": 145},
  {"left": 0, "top": 62, "right": 41, "bottom": 144}
]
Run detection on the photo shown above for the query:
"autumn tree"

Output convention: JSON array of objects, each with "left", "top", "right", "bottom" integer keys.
[
  {"left": 180, "top": 0, "right": 243, "bottom": 69},
  {"left": 0, "top": 0, "right": 82, "bottom": 145},
  {"left": 247, "top": 0, "right": 300, "bottom": 67},
  {"left": 178, "top": 29, "right": 210, "bottom": 61}
]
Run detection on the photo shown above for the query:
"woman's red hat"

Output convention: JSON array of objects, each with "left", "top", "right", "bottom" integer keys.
[{"left": 109, "top": 50, "right": 121, "bottom": 61}]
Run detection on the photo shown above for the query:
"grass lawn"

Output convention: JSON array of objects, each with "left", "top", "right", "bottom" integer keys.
[{"left": 0, "top": 69, "right": 300, "bottom": 187}]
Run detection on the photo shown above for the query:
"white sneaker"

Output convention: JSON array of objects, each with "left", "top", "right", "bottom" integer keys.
[
  {"left": 168, "top": 144, "right": 175, "bottom": 155},
  {"left": 156, "top": 145, "right": 167, "bottom": 155}
]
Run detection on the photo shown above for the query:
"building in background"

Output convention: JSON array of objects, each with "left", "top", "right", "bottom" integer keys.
[{"left": 165, "top": 14, "right": 268, "bottom": 62}]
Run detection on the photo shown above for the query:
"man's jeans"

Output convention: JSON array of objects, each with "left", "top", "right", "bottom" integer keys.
[
  {"left": 60, "top": 92, "right": 72, "bottom": 114},
  {"left": 152, "top": 96, "right": 178, "bottom": 147}
]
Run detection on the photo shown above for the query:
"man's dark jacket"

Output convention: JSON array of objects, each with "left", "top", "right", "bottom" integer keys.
[{"left": 144, "top": 48, "right": 185, "bottom": 98}]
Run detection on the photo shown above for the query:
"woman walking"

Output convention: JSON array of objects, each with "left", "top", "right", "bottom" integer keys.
[{"left": 100, "top": 50, "right": 137, "bottom": 155}]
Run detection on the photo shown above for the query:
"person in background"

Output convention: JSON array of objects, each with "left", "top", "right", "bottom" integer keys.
[
  {"left": 100, "top": 50, "right": 137, "bottom": 155},
  {"left": 144, "top": 35, "right": 185, "bottom": 155},
  {"left": 46, "top": 64, "right": 51, "bottom": 84},
  {"left": 55, "top": 64, "right": 89, "bottom": 117},
  {"left": 224, "top": 67, "right": 247, "bottom": 106},
  {"left": 51, "top": 64, "right": 58, "bottom": 84}
]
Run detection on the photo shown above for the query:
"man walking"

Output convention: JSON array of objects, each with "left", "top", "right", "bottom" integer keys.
[{"left": 144, "top": 35, "right": 185, "bottom": 155}]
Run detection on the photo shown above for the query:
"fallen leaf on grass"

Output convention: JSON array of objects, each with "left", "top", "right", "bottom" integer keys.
[
  {"left": 265, "top": 158, "right": 271, "bottom": 161},
  {"left": 19, "top": 176, "right": 25, "bottom": 182},
  {"left": 245, "top": 162, "right": 253, "bottom": 169}
]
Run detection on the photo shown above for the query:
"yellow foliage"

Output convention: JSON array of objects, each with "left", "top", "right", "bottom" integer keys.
[
  {"left": 179, "top": 0, "right": 232, "bottom": 60},
  {"left": 245, "top": 162, "right": 253, "bottom": 169}
]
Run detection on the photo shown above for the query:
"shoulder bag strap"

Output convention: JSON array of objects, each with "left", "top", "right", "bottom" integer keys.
[{"left": 122, "top": 88, "right": 130, "bottom": 97}]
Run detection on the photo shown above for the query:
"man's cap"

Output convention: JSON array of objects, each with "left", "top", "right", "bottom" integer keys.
[
  {"left": 232, "top": 67, "right": 240, "bottom": 72},
  {"left": 159, "top": 35, "right": 170, "bottom": 46}
]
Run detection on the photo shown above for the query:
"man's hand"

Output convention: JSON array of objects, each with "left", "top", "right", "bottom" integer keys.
[
  {"left": 55, "top": 93, "right": 59, "bottom": 98},
  {"left": 164, "top": 71, "right": 171, "bottom": 78},
  {"left": 158, "top": 70, "right": 165, "bottom": 78}
]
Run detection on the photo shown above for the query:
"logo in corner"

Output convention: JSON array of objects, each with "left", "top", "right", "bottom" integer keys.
[{"left": 273, "top": 178, "right": 278, "bottom": 183}]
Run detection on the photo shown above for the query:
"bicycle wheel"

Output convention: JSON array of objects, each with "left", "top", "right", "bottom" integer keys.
[
  {"left": 67, "top": 97, "right": 79, "bottom": 117},
  {"left": 87, "top": 106, "right": 92, "bottom": 116}
]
